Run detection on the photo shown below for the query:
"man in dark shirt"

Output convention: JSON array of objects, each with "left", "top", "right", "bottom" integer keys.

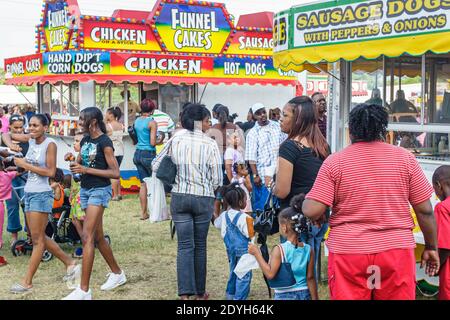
[
  {"left": 239, "top": 106, "right": 257, "bottom": 133},
  {"left": 312, "top": 92, "right": 327, "bottom": 139}
]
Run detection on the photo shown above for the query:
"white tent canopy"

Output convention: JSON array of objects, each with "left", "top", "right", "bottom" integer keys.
[{"left": 0, "top": 85, "right": 36, "bottom": 105}]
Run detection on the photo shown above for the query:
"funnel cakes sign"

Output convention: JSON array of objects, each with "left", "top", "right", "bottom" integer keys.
[
  {"left": 43, "top": 0, "right": 72, "bottom": 51},
  {"left": 154, "top": 1, "right": 232, "bottom": 54}
]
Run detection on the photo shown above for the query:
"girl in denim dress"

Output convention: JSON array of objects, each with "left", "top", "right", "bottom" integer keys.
[{"left": 214, "top": 183, "right": 255, "bottom": 300}]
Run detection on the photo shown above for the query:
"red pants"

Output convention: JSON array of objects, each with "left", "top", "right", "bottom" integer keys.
[
  {"left": 439, "top": 258, "right": 450, "bottom": 300},
  {"left": 328, "top": 248, "right": 416, "bottom": 300}
]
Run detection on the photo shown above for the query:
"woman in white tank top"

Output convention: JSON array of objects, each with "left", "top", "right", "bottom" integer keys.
[{"left": 9, "top": 114, "right": 81, "bottom": 294}]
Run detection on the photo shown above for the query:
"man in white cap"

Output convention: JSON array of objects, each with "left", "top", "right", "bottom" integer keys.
[{"left": 245, "top": 103, "right": 287, "bottom": 211}]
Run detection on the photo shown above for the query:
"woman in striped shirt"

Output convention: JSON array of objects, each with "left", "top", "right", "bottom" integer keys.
[
  {"left": 302, "top": 103, "right": 440, "bottom": 300},
  {"left": 153, "top": 103, "right": 222, "bottom": 300}
]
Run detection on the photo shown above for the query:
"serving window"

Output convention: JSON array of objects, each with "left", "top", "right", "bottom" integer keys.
[{"left": 347, "top": 53, "right": 450, "bottom": 161}]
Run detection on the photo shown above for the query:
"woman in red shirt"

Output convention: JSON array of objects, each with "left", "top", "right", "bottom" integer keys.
[{"left": 302, "top": 103, "right": 440, "bottom": 300}]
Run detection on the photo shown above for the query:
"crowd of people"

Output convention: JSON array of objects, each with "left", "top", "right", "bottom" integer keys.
[{"left": 0, "top": 92, "right": 449, "bottom": 301}]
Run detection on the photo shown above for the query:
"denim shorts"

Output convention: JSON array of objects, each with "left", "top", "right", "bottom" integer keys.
[
  {"left": 274, "top": 289, "right": 311, "bottom": 300},
  {"left": 80, "top": 185, "right": 112, "bottom": 210},
  {"left": 24, "top": 191, "right": 54, "bottom": 214},
  {"left": 133, "top": 149, "right": 156, "bottom": 182}
]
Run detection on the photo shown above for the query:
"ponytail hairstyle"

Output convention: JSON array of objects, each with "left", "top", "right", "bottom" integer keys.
[
  {"left": 31, "top": 113, "right": 52, "bottom": 127},
  {"left": 287, "top": 96, "right": 329, "bottom": 160},
  {"left": 107, "top": 106, "right": 122, "bottom": 121},
  {"left": 81, "top": 107, "right": 107, "bottom": 134},
  {"left": 220, "top": 182, "right": 247, "bottom": 211},
  {"left": 217, "top": 105, "right": 230, "bottom": 129},
  {"left": 278, "top": 194, "right": 309, "bottom": 247},
  {"left": 229, "top": 113, "right": 238, "bottom": 124}
]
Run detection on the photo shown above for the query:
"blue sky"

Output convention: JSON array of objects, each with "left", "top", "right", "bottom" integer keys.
[{"left": 0, "top": 0, "right": 310, "bottom": 68}]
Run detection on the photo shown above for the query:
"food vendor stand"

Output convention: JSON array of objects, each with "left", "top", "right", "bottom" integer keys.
[
  {"left": 4, "top": 0, "right": 297, "bottom": 190},
  {"left": 273, "top": 0, "right": 450, "bottom": 295}
]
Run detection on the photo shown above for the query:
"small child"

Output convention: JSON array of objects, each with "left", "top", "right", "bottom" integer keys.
[
  {"left": 0, "top": 159, "right": 18, "bottom": 249},
  {"left": 50, "top": 168, "right": 65, "bottom": 217},
  {"left": 64, "top": 133, "right": 84, "bottom": 258},
  {"left": 231, "top": 162, "right": 253, "bottom": 215},
  {"left": 213, "top": 183, "right": 255, "bottom": 300},
  {"left": 224, "top": 132, "right": 245, "bottom": 182},
  {"left": 248, "top": 194, "right": 318, "bottom": 300},
  {"left": 432, "top": 165, "right": 450, "bottom": 300}
]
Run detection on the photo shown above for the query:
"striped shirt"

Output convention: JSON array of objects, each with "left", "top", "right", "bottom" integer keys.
[
  {"left": 152, "top": 129, "right": 222, "bottom": 198},
  {"left": 306, "top": 141, "right": 433, "bottom": 255},
  {"left": 152, "top": 110, "right": 175, "bottom": 134},
  {"left": 245, "top": 121, "right": 287, "bottom": 178}
]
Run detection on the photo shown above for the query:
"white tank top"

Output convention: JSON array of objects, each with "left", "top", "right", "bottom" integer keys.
[{"left": 24, "top": 137, "right": 55, "bottom": 193}]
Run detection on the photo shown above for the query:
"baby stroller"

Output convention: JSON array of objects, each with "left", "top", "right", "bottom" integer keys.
[{"left": 10, "top": 183, "right": 112, "bottom": 262}]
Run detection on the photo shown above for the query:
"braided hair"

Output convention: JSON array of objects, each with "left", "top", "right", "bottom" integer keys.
[{"left": 349, "top": 104, "right": 389, "bottom": 143}]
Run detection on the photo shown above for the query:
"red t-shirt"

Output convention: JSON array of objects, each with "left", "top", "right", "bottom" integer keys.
[
  {"left": 306, "top": 141, "right": 433, "bottom": 254},
  {"left": 435, "top": 197, "right": 450, "bottom": 250}
]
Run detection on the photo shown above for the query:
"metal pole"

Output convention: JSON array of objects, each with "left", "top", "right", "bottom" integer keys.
[
  {"left": 198, "top": 83, "right": 208, "bottom": 104},
  {"left": 421, "top": 55, "right": 426, "bottom": 125},
  {"left": 124, "top": 82, "right": 129, "bottom": 129}
]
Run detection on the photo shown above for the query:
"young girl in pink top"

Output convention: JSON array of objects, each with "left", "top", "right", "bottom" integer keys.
[{"left": 0, "top": 160, "right": 18, "bottom": 249}]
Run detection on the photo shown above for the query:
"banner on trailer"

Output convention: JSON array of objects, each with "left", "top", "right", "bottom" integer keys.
[
  {"left": 225, "top": 31, "right": 274, "bottom": 56},
  {"left": 4, "top": 54, "right": 43, "bottom": 78},
  {"left": 154, "top": 2, "right": 232, "bottom": 54},
  {"left": 44, "top": 0, "right": 72, "bottom": 51},
  {"left": 44, "top": 51, "right": 110, "bottom": 75},
  {"left": 83, "top": 20, "right": 161, "bottom": 52},
  {"left": 275, "top": 0, "right": 450, "bottom": 51},
  {"left": 110, "top": 52, "right": 295, "bottom": 81}
]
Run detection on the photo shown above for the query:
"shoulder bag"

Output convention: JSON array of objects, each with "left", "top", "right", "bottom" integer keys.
[
  {"left": 267, "top": 244, "right": 297, "bottom": 289},
  {"left": 155, "top": 139, "right": 177, "bottom": 186}
]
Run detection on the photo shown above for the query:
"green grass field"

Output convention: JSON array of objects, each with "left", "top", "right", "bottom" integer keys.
[{"left": 0, "top": 194, "right": 434, "bottom": 300}]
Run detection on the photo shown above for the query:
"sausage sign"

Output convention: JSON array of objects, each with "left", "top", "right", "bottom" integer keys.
[{"left": 274, "top": 0, "right": 450, "bottom": 50}]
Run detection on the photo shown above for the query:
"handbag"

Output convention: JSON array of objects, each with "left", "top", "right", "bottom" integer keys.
[
  {"left": 128, "top": 124, "right": 138, "bottom": 145},
  {"left": 267, "top": 244, "right": 297, "bottom": 289},
  {"left": 155, "top": 140, "right": 177, "bottom": 186},
  {"left": 254, "top": 189, "right": 280, "bottom": 236}
]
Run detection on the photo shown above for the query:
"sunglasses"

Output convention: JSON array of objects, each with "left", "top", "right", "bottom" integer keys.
[{"left": 10, "top": 115, "right": 25, "bottom": 123}]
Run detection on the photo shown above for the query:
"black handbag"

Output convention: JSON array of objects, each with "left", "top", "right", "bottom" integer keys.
[
  {"left": 128, "top": 124, "right": 138, "bottom": 145},
  {"left": 254, "top": 190, "right": 280, "bottom": 236},
  {"left": 155, "top": 141, "right": 177, "bottom": 186},
  {"left": 267, "top": 244, "right": 297, "bottom": 289}
]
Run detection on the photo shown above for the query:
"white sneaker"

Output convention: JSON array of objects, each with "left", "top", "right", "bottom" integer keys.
[
  {"left": 100, "top": 270, "right": 127, "bottom": 291},
  {"left": 62, "top": 287, "right": 92, "bottom": 300},
  {"left": 63, "top": 264, "right": 82, "bottom": 284}
]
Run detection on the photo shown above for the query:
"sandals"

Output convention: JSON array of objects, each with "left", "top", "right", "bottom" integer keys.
[{"left": 140, "top": 215, "right": 150, "bottom": 221}]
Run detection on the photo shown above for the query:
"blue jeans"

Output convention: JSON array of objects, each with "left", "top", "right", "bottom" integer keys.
[
  {"left": 301, "top": 223, "right": 329, "bottom": 282},
  {"left": 133, "top": 149, "right": 156, "bottom": 182},
  {"left": 226, "top": 253, "right": 252, "bottom": 300},
  {"left": 6, "top": 176, "right": 26, "bottom": 233},
  {"left": 274, "top": 289, "right": 311, "bottom": 300},
  {"left": 170, "top": 193, "right": 214, "bottom": 297}
]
